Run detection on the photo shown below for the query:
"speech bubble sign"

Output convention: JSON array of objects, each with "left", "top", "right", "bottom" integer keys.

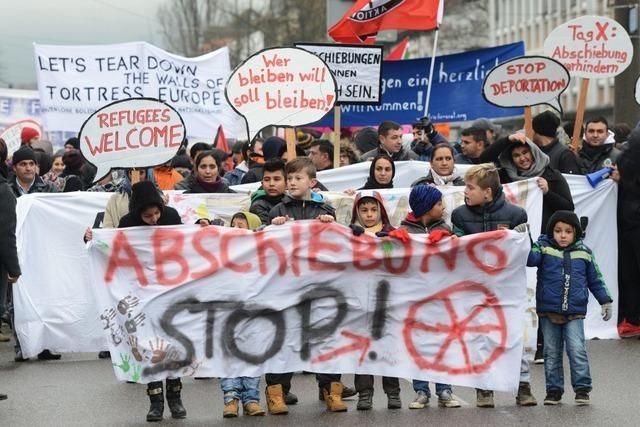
[
  {"left": 0, "top": 119, "right": 43, "bottom": 158},
  {"left": 78, "top": 98, "right": 186, "bottom": 182},
  {"left": 635, "top": 76, "right": 640, "bottom": 106},
  {"left": 544, "top": 15, "right": 633, "bottom": 79},
  {"left": 225, "top": 47, "right": 337, "bottom": 142},
  {"left": 482, "top": 56, "right": 570, "bottom": 115}
]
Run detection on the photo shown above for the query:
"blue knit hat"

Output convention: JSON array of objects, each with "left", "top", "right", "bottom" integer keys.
[{"left": 409, "top": 185, "right": 443, "bottom": 216}]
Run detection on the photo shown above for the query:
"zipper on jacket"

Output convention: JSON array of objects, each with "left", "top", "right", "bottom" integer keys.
[{"left": 561, "top": 250, "right": 571, "bottom": 312}]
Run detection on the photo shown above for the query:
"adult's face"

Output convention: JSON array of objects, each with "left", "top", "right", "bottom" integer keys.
[
  {"left": 308, "top": 145, "right": 329, "bottom": 169},
  {"left": 460, "top": 136, "right": 484, "bottom": 159},
  {"left": 511, "top": 145, "right": 533, "bottom": 171},
  {"left": 373, "top": 158, "right": 393, "bottom": 185},
  {"left": 585, "top": 122, "right": 608, "bottom": 147},
  {"left": 379, "top": 129, "right": 403, "bottom": 154},
  {"left": 14, "top": 160, "right": 37, "bottom": 183},
  {"left": 412, "top": 127, "right": 423, "bottom": 141},
  {"left": 196, "top": 155, "right": 219, "bottom": 183},
  {"left": 431, "top": 147, "right": 454, "bottom": 176}
]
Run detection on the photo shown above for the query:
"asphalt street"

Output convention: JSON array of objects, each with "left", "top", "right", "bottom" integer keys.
[{"left": 1, "top": 337, "right": 638, "bottom": 426}]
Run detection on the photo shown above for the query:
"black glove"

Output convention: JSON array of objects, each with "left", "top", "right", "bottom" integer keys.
[
  {"left": 419, "top": 116, "right": 438, "bottom": 139},
  {"left": 349, "top": 224, "right": 365, "bottom": 236},
  {"left": 375, "top": 231, "right": 389, "bottom": 238}
]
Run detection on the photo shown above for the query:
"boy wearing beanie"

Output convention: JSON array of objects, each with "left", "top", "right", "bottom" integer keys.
[
  {"left": 400, "top": 185, "right": 461, "bottom": 409},
  {"left": 527, "top": 210, "right": 612, "bottom": 406}
]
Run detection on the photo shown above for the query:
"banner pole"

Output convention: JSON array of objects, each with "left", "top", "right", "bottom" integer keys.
[
  {"left": 285, "top": 127, "right": 297, "bottom": 161},
  {"left": 333, "top": 105, "right": 341, "bottom": 168},
  {"left": 571, "top": 78, "right": 589, "bottom": 152},
  {"left": 524, "top": 106, "right": 533, "bottom": 139},
  {"left": 423, "top": 28, "right": 440, "bottom": 118}
]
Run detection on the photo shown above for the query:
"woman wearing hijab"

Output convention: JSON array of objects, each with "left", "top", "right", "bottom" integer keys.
[
  {"left": 411, "top": 144, "right": 464, "bottom": 187},
  {"left": 359, "top": 154, "right": 395, "bottom": 190}
]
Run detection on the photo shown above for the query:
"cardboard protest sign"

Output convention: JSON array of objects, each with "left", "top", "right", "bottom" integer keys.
[
  {"left": 34, "top": 43, "right": 243, "bottom": 139},
  {"left": 78, "top": 98, "right": 185, "bottom": 181},
  {"left": 295, "top": 43, "right": 383, "bottom": 105},
  {"left": 225, "top": 47, "right": 337, "bottom": 142},
  {"left": 0, "top": 119, "right": 43, "bottom": 157},
  {"left": 482, "top": 56, "right": 570, "bottom": 115},
  {"left": 544, "top": 15, "right": 633, "bottom": 79},
  {"left": 88, "top": 221, "right": 529, "bottom": 390}
]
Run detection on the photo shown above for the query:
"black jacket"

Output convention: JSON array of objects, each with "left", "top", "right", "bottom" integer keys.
[
  {"left": 0, "top": 175, "right": 21, "bottom": 277},
  {"left": 360, "top": 145, "right": 418, "bottom": 162},
  {"left": 182, "top": 177, "right": 234, "bottom": 194},
  {"left": 10, "top": 175, "right": 58, "bottom": 197},
  {"left": 249, "top": 189, "right": 284, "bottom": 225},
  {"left": 578, "top": 143, "right": 621, "bottom": 174},
  {"left": 400, "top": 214, "right": 451, "bottom": 235},
  {"left": 540, "top": 139, "right": 581, "bottom": 174},
  {"left": 268, "top": 193, "right": 335, "bottom": 223},
  {"left": 451, "top": 188, "right": 528, "bottom": 236},
  {"left": 118, "top": 206, "right": 182, "bottom": 228}
]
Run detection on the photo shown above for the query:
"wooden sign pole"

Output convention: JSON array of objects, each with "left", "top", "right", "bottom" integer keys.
[
  {"left": 333, "top": 105, "right": 341, "bottom": 168},
  {"left": 571, "top": 78, "right": 590, "bottom": 152},
  {"left": 130, "top": 169, "right": 141, "bottom": 184},
  {"left": 285, "top": 127, "right": 297, "bottom": 161},
  {"left": 524, "top": 106, "right": 533, "bottom": 140}
]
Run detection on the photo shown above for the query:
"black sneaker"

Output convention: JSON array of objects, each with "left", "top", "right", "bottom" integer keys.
[
  {"left": 575, "top": 390, "right": 590, "bottom": 406},
  {"left": 534, "top": 348, "right": 544, "bottom": 364},
  {"left": 543, "top": 390, "right": 562, "bottom": 405},
  {"left": 284, "top": 392, "right": 298, "bottom": 405},
  {"left": 37, "top": 350, "right": 61, "bottom": 361},
  {"left": 97, "top": 351, "right": 111, "bottom": 359}
]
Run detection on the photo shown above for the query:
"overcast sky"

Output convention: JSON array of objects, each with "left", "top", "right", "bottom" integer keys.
[{"left": 0, "top": 0, "right": 167, "bottom": 88}]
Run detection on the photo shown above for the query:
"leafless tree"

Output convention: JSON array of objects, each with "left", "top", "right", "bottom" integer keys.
[{"left": 157, "top": 0, "right": 223, "bottom": 57}]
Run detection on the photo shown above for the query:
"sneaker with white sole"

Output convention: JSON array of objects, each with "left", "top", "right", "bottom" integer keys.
[
  {"left": 408, "top": 391, "right": 430, "bottom": 409},
  {"left": 575, "top": 390, "right": 590, "bottom": 406},
  {"left": 438, "top": 390, "right": 461, "bottom": 408},
  {"left": 476, "top": 389, "right": 495, "bottom": 408},
  {"left": 543, "top": 390, "right": 562, "bottom": 405}
]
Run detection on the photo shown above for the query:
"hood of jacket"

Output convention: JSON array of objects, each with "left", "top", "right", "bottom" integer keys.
[
  {"left": 350, "top": 190, "right": 393, "bottom": 231},
  {"left": 498, "top": 137, "right": 550, "bottom": 181}
]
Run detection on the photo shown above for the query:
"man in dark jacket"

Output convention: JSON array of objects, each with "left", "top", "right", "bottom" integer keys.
[
  {"left": 360, "top": 121, "right": 418, "bottom": 162},
  {"left": 531, "top": 111, "right": 581, "bottom": 174},
  {"left": 455, "top": 127, "right": 487, "bottom": 165},
  {"left": 579, "top": 117, "right": 621, "bottom": 174}
]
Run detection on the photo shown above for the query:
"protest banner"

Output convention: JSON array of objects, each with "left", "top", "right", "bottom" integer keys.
[
  {"left": 87, "top": 221, "right": 529, "bottom": 390},
  {"left": 225, "top": 47, "right": 337, "bottom": 150},
  {"left": 34, "top": 42, "right": 243, "bottom": 139},
  {"left": 0, "top": 119, "right": 43, "bottom": 157},
  {"left": 78, "top": 98, "right": 186, "bottom": 181},
  {"left": 313, "top": 42, "right": 525, "bottom": 127},
  {"left": 544, "top": 16, "right": 633, "bottom": 149}
]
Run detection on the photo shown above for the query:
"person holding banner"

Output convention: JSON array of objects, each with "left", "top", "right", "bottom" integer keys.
[
  {"left": 360, "top": 121, "right": 418, "bottom": 162},
  {"left": 411, "top": 144, "right": 464, "bottom": 187},
  {"left": 182, "top": 151, "right": 234, "bottom": 194},
  {"left": 249, "top": 159, "right": 287, "bottom": 226}
]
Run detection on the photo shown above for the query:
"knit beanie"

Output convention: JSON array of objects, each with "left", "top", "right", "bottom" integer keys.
[
  {"left": 20, "top": 127, "right": 40, "bottom": 144},
  {"left": 409, "top": 185, "right": 443, "bottom": 217},
  {"left": 62, "top": 149, "right": 84, "bottom": 171},
  {"left": 532, "top": 111, "right": 560, "bottom": 138},
  {"left": 546, "top": 210, "right": 581, "bottom": 241},
  {"left": 262, "top": 136, "right": 286, "bottom": 161},
  {"left": 12, "top": 146, "right": 37, "bottom": 164},
  {"left": 64, "top": 137, "right": 80, "bottom": 150}
]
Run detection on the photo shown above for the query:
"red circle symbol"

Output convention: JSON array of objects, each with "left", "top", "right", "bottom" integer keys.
[{"left": 403, "top": 281, "right": 508, "bottom": 375}]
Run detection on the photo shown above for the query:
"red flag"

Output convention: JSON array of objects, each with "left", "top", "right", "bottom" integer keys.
[
  {"left": 214, "top": 125, "right": 234, "bottom": 172},
  {"left": 386, "top": 36, "right": 410, "bottom": 60},
  {"left": 329, "top": 0, "right": 443, "bottom": 44}
]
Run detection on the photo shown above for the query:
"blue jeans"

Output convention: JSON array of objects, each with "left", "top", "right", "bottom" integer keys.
[
  {"left": 540, "top": 317, "right": 592, "bottom": 394},
  {"left": 412, "top": 380, "right": 451, "bottom": 396},
  {"left": 220, "top": 377, "right": 261, "bottom": 404}
]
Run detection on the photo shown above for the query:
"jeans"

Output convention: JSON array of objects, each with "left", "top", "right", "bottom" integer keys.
[
  {"left": 220, "top": 377, "right": 261, "bottom": 404},
  {"left": 540, "top": 317, "right": 592, "bottom": 394},
  {"left": 412, "top": 380, "right": 451, "bottom": 396},
  {"left": 355, "top": 375, "right": 400, "bottom": 394}
]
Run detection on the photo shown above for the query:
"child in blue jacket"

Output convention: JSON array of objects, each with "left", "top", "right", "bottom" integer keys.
[{"left": 527, "top": 210, "right": 613, "bottom": 406}]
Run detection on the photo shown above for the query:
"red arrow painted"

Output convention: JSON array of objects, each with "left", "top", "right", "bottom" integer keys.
[{"left": 311, "top": 330, "right": 372, "bottom": 365}]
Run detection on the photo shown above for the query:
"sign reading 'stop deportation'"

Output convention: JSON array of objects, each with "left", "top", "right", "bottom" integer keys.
[
  {"left": 295, "top": 43, "right": 383, "bottom": 105},
  {"left": 34, "top": 42, "right": 244, "bottom": 139}
]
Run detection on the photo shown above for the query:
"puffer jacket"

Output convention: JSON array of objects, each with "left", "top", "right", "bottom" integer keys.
[
  {"left": 268, "top": 192, "right": 335, "bottom": 223},
  {"left": 250, "top": 189, "right": 284, "bottom": 225},
  {"left": 527, "top": 235, "right": 612, "bottom": 315},
  {"left": 400, "top": 212, "right": 451, "bottom": 235},
  {"left": 451, "top": 187, "right": 528, "bottom": 236}
]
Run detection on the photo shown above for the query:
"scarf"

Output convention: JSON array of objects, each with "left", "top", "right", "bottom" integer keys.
[
  {"left": 195, "top": 176, "right": 225, "bottom": 193},
  {"left": 430, "top": 168, "right": 461, "bottom": 186},
  {"left": 360, "top": 155, "right": 395, "bottom": 189},
  {"left": 499, "top": 139, "right": 550, "bottom": 181},
  {"left": 365, "top": 223, "right": 384, "bottom": 234}
]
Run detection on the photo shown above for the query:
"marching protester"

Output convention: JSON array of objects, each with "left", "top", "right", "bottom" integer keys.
[
  {"left": 308, "top": 139, "right": 334, "bottom": 172},
  {"left": 41, "top": 149, "right": 65, "bottom": 189},
  {"left": 411, "top": 118, "right": 449, "bottom": 161},
  {"left": 359, "top": 154, "right": 395, "bottom": 190},
  {"left": 471, "top": 118, "right": 500, "bottom": 145},
  {"left": 412, "top": 143, "right": 464, "bottom": 187},
  {"left": 181, "top": 150, "right": 234, "bottom": 194},
  {"left": 578, "top": 117, "right": 621, "bottom": 174},
  {"left": 456, "top": 127, "right": 487, "bottom": 165},
  {"left": 249, "top": 159, "right": 287, "bottom": 225},
  {"left": 20, "top": 127, "right": 39, "bottom": 148},
  {"left": 58, "top": 148, "right": 85, "bottom": 192},
  {"left": 527, "top": 210, "right": 613, "bottom": 406},
  {"left": 353, "top": 127, "right": 379, "bottom": 156},
  {"left": 360, "top": 121, "right": 418, "bottom": 162},
  {"left": 530, "top": 111, "right": 581, "bottom": 174},
  {"left": 450, "top": 164, "right": 535, "bottom": 408},
  {"left": 240, "top": 138, "right": 267, "bottom": 184},
  {"left": 226, "top": 141, "right": 249, "bottom": 185}
]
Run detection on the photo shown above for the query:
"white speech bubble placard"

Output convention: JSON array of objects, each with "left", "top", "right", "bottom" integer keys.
[
  {"left": 482, "top": 56, "right": 570, "bottom": 114},
  {"left": 0, "top": 119, "right": 43, "bottom": 158},
  {"left": 635, "top": 76, "right": 640, "bottom": 106},
  {"left": 78, "top": 98, "right": 186, "bottom": 182},
  {"left": 225, "top": 47, "right": 337, "bottom": 142},
  {"left": 544, "top": 15, "right": 633, "bottom": 79}
]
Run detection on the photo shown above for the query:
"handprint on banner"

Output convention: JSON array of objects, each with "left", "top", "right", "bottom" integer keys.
[
  {"left": 182, "top": 359, "right": 202, "bottom": 377},
  {"left": 100, "top": 308, "right": 117, "bottom": 330},
  {"left": 117, "top": 295, "right": 140, "bottom": 315},
  {"left": 149, "top": 338, "right": 171, "bottom": 364},
  {"left": 113, "top": 353, "right": 131, "bottom": 373},
  {"left": 110, "top": 325, "right": 125, "bottom": 346},
  {"left": 124, "top": 313, "right": 146, "bottom": 334},
  {"left": 131, "top": 364, "right": 142, "bottom": 382},
  {"left": 128, "top": 335, "right": 144, "bottom": 362}
]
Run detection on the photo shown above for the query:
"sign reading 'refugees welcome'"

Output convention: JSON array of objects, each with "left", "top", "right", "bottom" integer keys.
[{"left": 544, "top": 15, "right": 633, "bottom": 78}]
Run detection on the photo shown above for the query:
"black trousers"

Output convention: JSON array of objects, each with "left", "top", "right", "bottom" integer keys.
[
  {"left": 354, "top": 375, "right": 400, "bottom": 394},
  {"left": 265, "top": 372, "right": 341, "bottom": 393},
  {"left": 618, "top": 227, "right": 640, "bottom": 325}
]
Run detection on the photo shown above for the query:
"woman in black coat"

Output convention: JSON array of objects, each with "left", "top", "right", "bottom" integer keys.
[{"left": 181, "top": 150, "right": 234, "bottom": 194}]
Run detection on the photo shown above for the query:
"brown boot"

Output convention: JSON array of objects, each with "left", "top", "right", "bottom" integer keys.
[
  {"left": 243, "top": 401, "right": 266, "bottom": 416},
  {"left": 323, "top": 382, "right": 348, "bottom": 412},
  {"left": 266, "top": 384, "right": 288, "bottom": 415},
  {"left": 223, "top": 399, "right": 239, "bottom": 418}
]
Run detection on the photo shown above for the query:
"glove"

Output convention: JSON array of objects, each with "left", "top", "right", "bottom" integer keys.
[
  {"left": 375, "top": 231, "right": 389, "bottom": 238},
  {"left": 514, "top": 223, "right": 529, "bottom": 233},
  {"left": 419, "top": 117, "right": 437, "bottom": 139},
  {"left": 601, "top": 302, "right": 612, "bottom": 321},
  {"left": 427, "top": 229, "right": 450, "bottom": 244},
  {"left": 211, "top": 218, "right": 225, "bottom": 226},
  {"left": 349, "top": 224, "right": 365, "bottom": 236},
  {"left": 388, "top": 228, "right": 410, "bottom": 243}
]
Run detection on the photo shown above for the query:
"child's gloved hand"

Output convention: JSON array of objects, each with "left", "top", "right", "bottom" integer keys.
[
  {"left": 349, "top": 224, "right": 365, "bottom": 236},
  {"left": 388, "top": 228, "right": 410, "bottom": 243},
  {"left": 375, "top": 231, "right": 389, "bottom": 238},
  {"left": 601, "top": 302, "right": 613, "bottom": 321},
  {"left": 427, "top": 229, "right": 450, "bottom": 244},
  {"left": 514, "top": 223, "right": 529, "bottom": 233}
]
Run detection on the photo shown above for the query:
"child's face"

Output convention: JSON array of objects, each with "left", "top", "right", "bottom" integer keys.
[
  {"left": 374, "top": 158, "right": 393, "bottom": 185},
  {"left": 464, "top": 178, "right": 491, "bottom": 206},
  {"left": 287, "top": 170, "right": 314, "bottom": 198},
  {"left": 427, "top": 199, "right": 445, "bottom": 221},
  {"left": 141, "top": 206, "right": 161, "bottom": 225},
  {"left": 357, "top": 201, "right": 381, "bottom": 228},
  {"left": 196, "top": 155, "right": 219, "bottom": 182},
  {"left": 231, "top": 216, "right": 249, "bottom": 229},
  {"left": 262, "top": 170, "right": 286, "bottom": 197},
  {"left": 553, "top": 221, "right": 575, "bottom": 247}
]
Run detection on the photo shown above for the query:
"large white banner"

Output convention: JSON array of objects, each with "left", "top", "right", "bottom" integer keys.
[
  {"left": 34, "top": 42, "right": 244, "bottom": 139},
  {"left": 87, "top": 222, "right": 529, "bottom": 391},
  {"left": 13, "top": 162, "right": 618, "bottom": 367}
]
